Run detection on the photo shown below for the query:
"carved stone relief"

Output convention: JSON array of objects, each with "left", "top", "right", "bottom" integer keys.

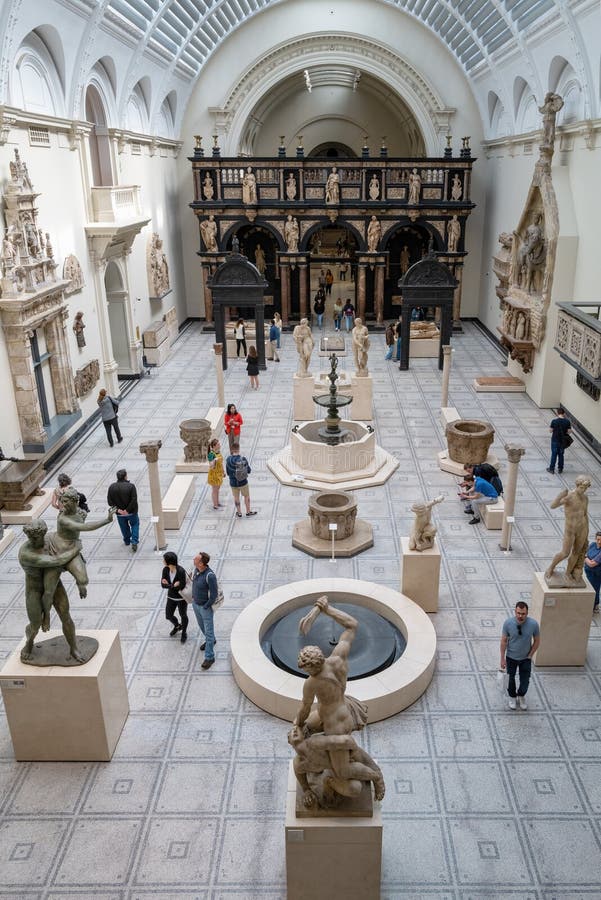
[
  {"left": 147, "top": 232, "right": 171, "bottom": 297},
  {"left": 74, "top": 359, "right": 100, "bottom": 397},
  {"left": 63, "top": 254, "right": 84, "bottom": 295}
]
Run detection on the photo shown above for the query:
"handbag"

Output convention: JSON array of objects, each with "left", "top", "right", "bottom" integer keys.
[
  {"left": 180, "top": 571, "right": 194, "bottom": 604},
  {"left": 111, "top": 398, "right": 119, "bottom": 415},
  {"left": 562, "top": 433, "right": 573, "bottom": 448},
  {"left": 213, "top": 586, "right": 225, "bottom": 610}
]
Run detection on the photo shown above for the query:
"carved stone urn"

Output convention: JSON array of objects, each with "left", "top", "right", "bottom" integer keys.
[
  {"left": 308, "top": 491, "right": 357, "bottom": 541},
  {"left": 179, "top": 418, "right": 211, "bottom": 463},
  {"left": 445, "top": 419, "right": 494, "bottom": 464}
]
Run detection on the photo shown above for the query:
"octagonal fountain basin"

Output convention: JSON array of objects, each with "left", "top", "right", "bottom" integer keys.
[
  {"left": 445, "top": 418, "right": 494, "bottom": 465},
  {"left": 230, "top": 578, "right": 437, "bottom": 723},
  {"left": 267, "top": 421, "right": 398, "bottom": 491}
]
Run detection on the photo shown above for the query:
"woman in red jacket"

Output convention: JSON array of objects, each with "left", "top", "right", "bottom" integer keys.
[{"left": 224, "top": 403, "right": 243, "bottom": 454}]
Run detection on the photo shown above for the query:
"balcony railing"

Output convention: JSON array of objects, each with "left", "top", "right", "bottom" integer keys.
[
  {"left": 90, "top": 185, "right": 144, "bottom": 223},
  {"left": 554, "top": 302, "right": 601, "bottom": 394}
]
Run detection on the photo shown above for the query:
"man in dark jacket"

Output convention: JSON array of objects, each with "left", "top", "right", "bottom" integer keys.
[
  {"left": 547, "top": 407, "right": 571, "bottom": 474},
  {"left": 107, "top": 469, "right": 139, "bottom": 551},
  {"left": 191, "top": 551, "right": 218, "bottom": 669}
]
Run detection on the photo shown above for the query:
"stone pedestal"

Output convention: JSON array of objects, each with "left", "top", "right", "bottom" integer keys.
[
  {"left": 285, "top": 763, "right": 382, "bottom": 900},
  {"left": 0, "top": 630, "right": 129, "bottom": 760},
  {"left": 400, "top": 537, "right": 440, "bottom": 612},
  {"left": 0, "top": 527, "right": 15, "bottom": 553},
  {"left": 350, "top": 374, "right": 373, "bottom": 421},
  {"left": 293, "top": 375, "right": 315, "bottom": 421},
  {"left": 0, "top": 489, "right": 53, "bottom": 524},
  {"left": 438, "top": 450, "right": 499, "bottom": 477},
  {"left": 440, "top": 406, "right": 459, "bottom": 429},
  {"left": 530, "top": 572, "right": 595, "bottom": 666},
  {"left": 162, "top": 474, "right": 195, "bottom": 529},
  {"left": 410, "top": 337, "right": 439, "bottom": 358}
]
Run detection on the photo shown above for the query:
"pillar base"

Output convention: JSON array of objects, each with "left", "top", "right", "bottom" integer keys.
[
  {"left": 293, "top": 374, "right": 315, "bottom": 421},
  {"left": 350, "top": 374, "right": 373, "bottom": 421},
  {"left": 400, "top": 537, "right": 440, "bottom": 612},
  {"left": 292, "top": 518, "right": 373, "bottom": 557},
  {"left": 530, "top": 572, "right": 595, "bottom": 666}
]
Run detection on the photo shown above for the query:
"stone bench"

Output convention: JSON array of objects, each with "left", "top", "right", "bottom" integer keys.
[
  {"left": 482, "top": 497, "right": 504, "bottom": 530},
  {"left": 206, "top": 406, "right": 225, "bottom": 438},
  {"left": 162, "top": 474, "right": 195, "bottom": 530}
]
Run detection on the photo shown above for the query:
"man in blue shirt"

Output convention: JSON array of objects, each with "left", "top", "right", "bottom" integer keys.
[
  {"left": 500, "top": 602, "right": 540, "bottom": 710},
  {"left": 191, "top": 551, "right": 218, "bottom": 669},
  {"left": 459, "top": 475, "right": 498, "bottom": 525},
  {"left": 547, "top": 406, "right": 571, "bottom": 474},
  {"left": 269, "top": 319, "right": 280, "bottom": 362},
  {"left": 585, "top": 531, "right": 601, "bottom": 612}
]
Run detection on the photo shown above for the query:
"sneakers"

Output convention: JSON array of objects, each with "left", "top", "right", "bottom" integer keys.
[
  {"left": 246, "top": 511, "right": 257, "bottom": 516},
  {"left": 546, "top": 467, "right": 555, "bottom": 474},
  {"left": 131, "top": 543, "right": 138, "bottom": 552},
  {"left": 508, "top": 697, "right": 517, "bottom": 710},
  {"left": 169, "top": 624, "right": 182, "bottom": 637},
  {"left": 468, "top": 517, "right": 480, "bottom": 525},
  {"left": 518, "top": 695, "right": 528, "bottom": 710},
  {"left": 201, "top": 658, "right": 215, "bottom": 670},
  {"left": 463, "top": 507, "right": 474, "bottom": 514},
  {"left": 235, "top": 511, "right": 242, "bottom": 518}
]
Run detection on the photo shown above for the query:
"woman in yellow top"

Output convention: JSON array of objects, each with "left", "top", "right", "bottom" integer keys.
[{"left": 207, "top": 438, "right": 224, "bottom": 509}]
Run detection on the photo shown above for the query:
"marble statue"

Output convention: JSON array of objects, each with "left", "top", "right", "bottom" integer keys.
[
  {"left": 202, "top": 172, "right": 214, "bottom": 200},
  {"left": 367, "top": 215, "right": 381, "bottom": 252},
  {"left": 149, "top": 233, "right": 170, "bottom": 296},
  {"left": 285, "top": 214, "right": 299, "bottom": 252},
  {"left": 286, "top": 173, "right": 297, "bottom": 200},
  {"left": 447, "top": 215, "right": 461, "bottom": 253},
  {"left": 451, "top": 174, "right": 463, "bottom": 201},
  {"left": 545, "top": 476, "right": 591, "bottom": 587},
  {"left": 517, "top": 216, "right": 546, "bottom": 294},
  {"left": 2, "top": 229, "right": 16, "bottom": 264},
  {"left": 515, "top": 312, "right": 526, "bottom": 340},
  {"left": 293, "top": 318, "right": 314, "bottom": 377},
  {"left": 200, "top": 215, "right": 218, "bottom": 252},
  {"left": 72, "top": 311, "right": 86, "bottom": 348},
  {"left": 409, "top": 495, "right": 444, "bottom": 551},
  {"left": 254, "top": 244, "right": 266, "bottom": 275},
  {"left": 408, "top": 167, "right": 421, "bottom": 205},
  {"left": 325, "top": 167, "right": 340, "bottom": 205},
  {"left": 242, "top": 166, "right": 257, "bottom": 204},
  {"left": 539, "top": 92, "right": 564, "bottom": 153},
  {"left": 368, "top": 174, "right": 380, "bottom": 200},
  {"left": 290, "top": 596, "right": 385, "bottom": 809},
  {"left": 400, "top": 245, "right": 411, "bottom": 275},
  {"left": 352, "top": 318, "right": 370, "bottom": 376}
]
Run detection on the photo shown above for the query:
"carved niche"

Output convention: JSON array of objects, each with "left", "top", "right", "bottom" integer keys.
[{"left": 74, "top": 359, "right": 100, "bottom": 397}]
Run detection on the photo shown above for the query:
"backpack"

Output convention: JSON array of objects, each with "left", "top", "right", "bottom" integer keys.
[
  {"left": 490, "top": 475, "right": 504, "bottom": 495},
  {"left": 234, "top": 456, "right": 249, "bottom": 484},
  {"left": 77, "top": 491, "right": 90, "bottom": 513}
]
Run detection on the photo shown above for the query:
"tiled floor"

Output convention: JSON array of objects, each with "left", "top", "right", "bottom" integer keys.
[{"left": 1, "top": 320, "right": 601, "bottom": 898}]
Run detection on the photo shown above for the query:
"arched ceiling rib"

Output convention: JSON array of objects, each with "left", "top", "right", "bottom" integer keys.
[{"left": 104, "top": 0, "right": 561, "bottom": 86}]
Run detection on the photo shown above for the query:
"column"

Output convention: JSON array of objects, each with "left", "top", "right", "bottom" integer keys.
[
  {"left": 499, "top": 443, "right": 525, "bottom": 551},
  {"left": 213, "top": 343, "right": 225, "bottom": 407},
  {"left": 214, "top": 304, "right": 227, "bottom": 371},
  {"left": 45, "top": 308, "right": 78, "bottom": 414},
  {"left": 89, "top": 257, "right": 119, "bottom": 395},
  {"left": 357, "top": 263, "right": 367, "bottom": 320},
  {"left": 3, "top": 327, "right": 46, "bottom": 446},
  {"left": 139, "top": 440, "right": 167, "bottom": 551},
  {"left": 441, "top": 344, "right": 452, "bottom": 408},
  {"left": 452, "top": 264, "right": 464, "bottom": 329},
  {"left": 399, "top": 304, "right": 412, "bottom": 371},
  {"left": 298, "top": 260, "right": 309, "bottom": 320},
  {"left": 255, "top": 301, "right": 266, "bottom": 371},
  {"left": 280, "top": 260, "right": 290, "bottom": 325},
  {"left": 374, "top": 262, "right": 385, "bottom": 325},
  {"left": 201, "top": 264, "right": 213, "bottom": 323}
]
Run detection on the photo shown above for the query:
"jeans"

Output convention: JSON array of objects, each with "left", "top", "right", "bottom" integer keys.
[
  {"left": 549, "top": 440, "right": 564, "bottom": 472},
  {"left": 192, "top": 602, "right": 215, "bottom": 660},
  {"left": 276, "top": 329, "right": 281, "bottom": 349},
  {"left": 316, "top": 313, "right": 323, "bottom": 329},
  {"left": 385, "top": 345, "right": 393, "bottom": 360},
  {"left": 334, "top": 315, "right": 342, "bottom": 331},
  {"left": 345, "top": 316, "right": 353, "bottom": 332},
  {"left": 506, "top": 656, "right": 532, "bottom": 697},
  {"left": 585, "top": 567, "right": 601, "bottom": 606},
  {"left": 116, "top": 512, "right": 139, "bottom": 546},
  {"left": 395, "top": 337, "right": 401, "bottom": 360},
  {"left": 104, "top": 417, "right": 122, "bottom": 446}
]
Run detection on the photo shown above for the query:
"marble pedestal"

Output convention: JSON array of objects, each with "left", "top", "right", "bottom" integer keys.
[
  {"left": 0, "top": 629, "right": 129, "bottom": 760},
  {"left": 0, "top": 527, "right": 15, "bottom": 553},
  {"left": 293, "top": 375, "right": 315, "bottom": 421},
  {"left": 410, "top": 337, "right": 439, "bottom": 358},
  {"left": 292, "top": 518, "right": 373, "bottom": 557},
  {"left": 1, "top": 489, "right": 53, "bottom": 524},
  {"left": 162, "top": 473, "right": 195, "bottom": 529},
  {"left": 530, "top": 572, "right": 595, "bottom": 666},
  {"left": 440, "top": 406, "right": 459, "bottom": 429},
  {"left": 437, "top": 450, "right": 499, "bottom": 477},
  {"left": 285, "top": 763, "right": 382, "bottom": 900},
  {"left": 400, "top": 537, "right": 440, "bottom": 612},
  {"left": 350, "top": 374, "right": 373, "bottom": 421},
  {"left": 175, "top": 457, "right": 209, "bottom": 473}
]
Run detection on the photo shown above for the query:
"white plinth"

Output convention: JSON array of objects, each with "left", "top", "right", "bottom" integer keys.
[
  {"left": 293, "top": 375, "right": 315, "bottom": 421},
  {"left": 206, "top": 405, "right": 225, "bottom": 437},
  {"left": 350, "top": 374, "right": 373, "bottom": 421},
  {"left": 0, "top": 630, "right": 129, "bottom": 760},
  {"left": 410, "top": 337, "right": 439, "bottom": 358},
  {"left": 530, "top": 572, "right": 595, "bottom": 666},
  {"left": 482, "top": 498, "right": 504, "bottom": 530},
  {"left": 162, "top": 473, "right": 195, "bottom": 529},
  {"left": 437, "top": 450, "right": 499, "bottom": 477},
  {"left": 1, "top": 489, "right": 53, "bottom": 524},
  {"left": 285, "top": 763, "right": 382, "bottom": 900},
  {"left": 144, "top": 340, "right": 170, "bottom": 366},
  {"left": 175, "top": 457, "right": 209, "bottom": 473},
  {"left": 440, "top": 407, "right": 460, "bottom": 429},
  {"left": 0, "top": 527, "right": 15, "bottom": 553},
  {"left": 400, "top": 536, "right": 440, "bottom": 613}
]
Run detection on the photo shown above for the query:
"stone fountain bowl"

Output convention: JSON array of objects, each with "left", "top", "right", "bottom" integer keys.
[
  {"left": 308, "top": 490, "right": 357, "bottom": 540},
  {"left": 445, "top": 418, "right": 494, "bottom": 464},
  {"left": 292, "top": 420, "right": 376, "bottom": 476}
]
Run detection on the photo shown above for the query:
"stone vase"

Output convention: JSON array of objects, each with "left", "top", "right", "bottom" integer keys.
[
  {"left": 179, "top": 418, "right": 211, "bottom": 463},
  {"left": 445, "top": 419, "right": 494, "bottom": 464},
  {"left": 308, "top": 491, "right": 357, "bottom": 541}
]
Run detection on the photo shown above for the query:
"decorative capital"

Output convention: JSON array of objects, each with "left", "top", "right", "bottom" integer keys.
[
  {"left": 504, "top": 443, "right": 526, "bottom": 463},
  {"left": 139, "top": 439, "right": 162, "bottom": 462},
  {"left": 213, "top": 343, "right": 223, "bottom": 354},
  {"left": 442, "top": 344, "right": 452, "bottom": 356}
]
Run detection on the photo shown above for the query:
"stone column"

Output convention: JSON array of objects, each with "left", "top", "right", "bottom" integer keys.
[
  {"left": 45, "top": 308, "right": 78, "bottom": 413},
  {"left": 280, "top": 260, "right": 290, "bottom": 325},
  {"left": 139, "top": 439, "right": 167, "bottom": 551},
  {"left": 201, "top": 264, "right": 213, "bottom": 323},
  {"left": 213, "top": 343, "right": 225, "bottom": 406},
  {"left": 1, "top": 327, "right": 47, "bottom": 446},
  {"left": 452, "top": 264, "right": 464, "bottom": 329},
  {"left": 357, "top": 264, "right": 366, "bottom": 320},
  {"left": 374, "top": 262, "right": 385, "bottom": 325},
  {"left": 298, "top": 260, "right": 309, "bottom": 320},
  {"left": 441, "top": 344, "right": 453, "bottom": 408},
  {"left": 499, "top": 443, "right": 525, "bottom": 551}
]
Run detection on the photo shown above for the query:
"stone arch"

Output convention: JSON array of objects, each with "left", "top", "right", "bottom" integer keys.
[
  {"left": 10, "top": 26, "right": 65, "bottom": 116},
  {"left": 127, "top": 78, "right": 151, "bottom": 132},
  {"left": 85, "top": 82, "right": 113, "bottom": 186},
  {"left": 300, "top": 219, "right": 363, "bottom": 254},
  {"left": 214, "top": 34, "right": 453, "bottom": 157},
  {"left": 156, "top": 90, "right": 177, "bottom": 137}
]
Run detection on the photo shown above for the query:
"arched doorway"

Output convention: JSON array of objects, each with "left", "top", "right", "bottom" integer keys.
[
  {"left": 384, "top": 223, "right": 435, "bottom": 320},
  {"left": 85, "top": 84, "right": 112, "bottom": 186},
  {"left": 304, "top": 222, "right": 359, "bottom": 325},
  {"left": 225, "top": 223, "right": 280, "bottom": 319}
]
